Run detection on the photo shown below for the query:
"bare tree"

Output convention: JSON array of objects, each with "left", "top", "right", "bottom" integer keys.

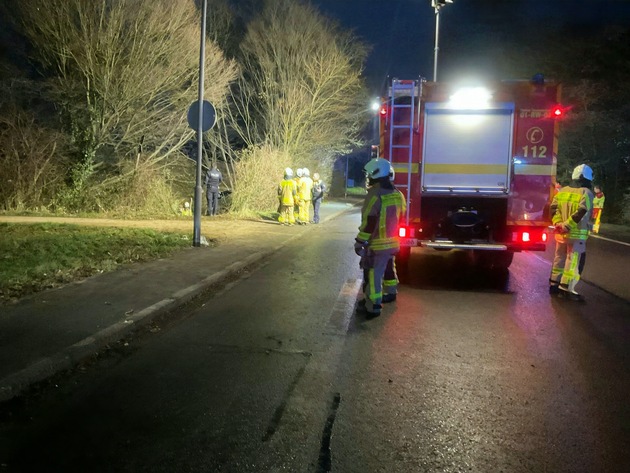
[
  {"left": 14, "top": 0, "right": 239, "bottom": 208},
  {"left": 237, "top": 0, "right": 370, "bottom": 161},
  {"left": 225, "top": 0, "right": 369, "bottom": 213}
]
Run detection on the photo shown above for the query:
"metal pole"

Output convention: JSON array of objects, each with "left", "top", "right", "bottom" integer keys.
[
  {"left": 193, "top": 0, "right": 208, "bottom": 247},
  {"left": 345, "top": 156, "right": 349, "bottom": 198},
  {"left": 433, "top": 5, "right": 440, "bottom": 82}
]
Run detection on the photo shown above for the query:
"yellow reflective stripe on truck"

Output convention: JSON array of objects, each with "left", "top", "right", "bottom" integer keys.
[
  {"left": 507, "top": 220, "right": 548, "bottom": 226},
  {"left": 392, "top": 163, "right": 419, "bottom": 174},
  {"left": 514, "top": 164, "right": 556, "bottom": 175},
  {"left": 424, "top": 164, "right": 506, "bottom": 174},
  {"left": 398, "top": 164, "right": 555, "bottom": 176}
]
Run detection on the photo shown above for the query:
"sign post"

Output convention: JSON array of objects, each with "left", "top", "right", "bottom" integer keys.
[
  {"left": 187, "top": 99, "right": 216, "bottom": 245},
  {"left": 189, "top": 0, "right": 217, "bottom": 247}
]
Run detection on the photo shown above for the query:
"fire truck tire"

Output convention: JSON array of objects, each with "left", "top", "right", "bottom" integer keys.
[
  {"left": 475, "top": 251, "right": 514, "bottom": 270},
  {"left": 496, "top": 251, "right": 514, "bottom": 269},
  {"left": 396, "top": 247, "right": 411, "bottom": 282}
]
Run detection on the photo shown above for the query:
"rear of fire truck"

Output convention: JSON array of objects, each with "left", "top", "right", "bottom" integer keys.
[{"left": 378, "top": 76, "right": 562, "bottom": 270}]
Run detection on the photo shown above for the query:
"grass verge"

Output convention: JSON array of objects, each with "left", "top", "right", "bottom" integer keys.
[{"left": 0, "top": 223, "right": 196, "bottom": 304}]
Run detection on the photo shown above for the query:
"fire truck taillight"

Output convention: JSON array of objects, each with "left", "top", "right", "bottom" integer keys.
[
  {"left": 379, "top": 105, "right": 387, "bottom": 116},
  {"left": 515, "top": 230, "right": 547, "bottom": 244},
  {"left": 399, "top": 226, "right": 407, "bottom": 238},
  {"left": 552, "top": 105, "right": 564, "bottom": 118}
]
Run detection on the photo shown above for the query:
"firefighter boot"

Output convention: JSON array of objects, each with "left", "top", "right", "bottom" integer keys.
[
  {"left": 558, "top": 284, "right": 585, "bottom": 302},
  {"left": 356, "top": 299, "right": 382, "bottom": 317},
  {"left": 382, "top": 294, "right": 397, "bottom": 303}
]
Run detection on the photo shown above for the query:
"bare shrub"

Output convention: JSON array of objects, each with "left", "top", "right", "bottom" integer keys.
[
  {"left": 230, "top": 145, "right": 290, "bottom": 216},
  {"left": 108, "top": 166, "right": 184, "bottom": 218},
  {"left": 0, "top": 110, "right": 69, "bottom": 211}
]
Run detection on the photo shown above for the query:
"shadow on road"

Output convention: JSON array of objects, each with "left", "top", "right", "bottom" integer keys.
[{"left": 398, "top": 248, "right": 511, "bottom": 294}]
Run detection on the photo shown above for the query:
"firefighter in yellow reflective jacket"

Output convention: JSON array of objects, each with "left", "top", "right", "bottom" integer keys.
[
  {"left": 591, "top": 185, "right": 605, "bottom": 234},
  {"left": 355, "top": 158, "right": 406, "bottom": 316},
  {"left": 278, "top": 168, "right": 297, "bottom": 225},
  {"left": 294, "top": 168, "right": 303, "bottom": 223},
  {"left": 298, "top": 168, "right": 313, "bottom": 224},
  {"left": 549, "top": 164, "right": 594, "bottom": 301}
]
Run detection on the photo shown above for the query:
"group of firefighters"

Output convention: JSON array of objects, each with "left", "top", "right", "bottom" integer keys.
[{"left": 277, "top": 168, "right": 326, "bottom": 226}]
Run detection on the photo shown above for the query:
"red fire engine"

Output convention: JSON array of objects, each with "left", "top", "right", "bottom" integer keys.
[{"left": 378, "top": 76, "right": 563, "bottom": 270}]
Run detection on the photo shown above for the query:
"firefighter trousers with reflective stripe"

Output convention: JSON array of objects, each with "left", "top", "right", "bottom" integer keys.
[
  {"left": 550, "top": 238, "right": 586, "bottom": 293},
  {"left": 362, "top": 248, "right": 399, "bottom": 305}
]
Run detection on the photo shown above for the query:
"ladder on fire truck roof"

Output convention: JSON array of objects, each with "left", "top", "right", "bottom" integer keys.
[{"left": 387, "top": 79, "right": 420, "bottom": 225}]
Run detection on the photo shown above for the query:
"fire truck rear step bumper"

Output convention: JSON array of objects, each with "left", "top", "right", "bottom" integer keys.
[{"left": 422, "top": 241, "right": 508, "bottom": 251}]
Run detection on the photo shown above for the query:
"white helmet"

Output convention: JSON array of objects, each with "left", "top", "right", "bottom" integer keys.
[
  {"left": 296, "top": 168, "right": 303, "bottom": 178},
  {"left": 364, "top": 158, "right": 394, "bottom": 180},
  {"left": 572, "top": 164, "right": 593, "bottom": 181},
  {"left": 284, "top": 167, "right": 293, "bottom": 178}
]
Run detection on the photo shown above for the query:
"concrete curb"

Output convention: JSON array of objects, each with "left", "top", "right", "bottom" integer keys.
[{"left": 0, "top": 204, "right": 354, "bottom": 403}]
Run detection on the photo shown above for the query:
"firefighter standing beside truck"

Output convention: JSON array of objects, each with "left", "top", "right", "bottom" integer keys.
[
  {"left": 549, "top": 164, "right": 594, "bottom": 301},
  {"left": 592, "top": 185, "right": 605, "bottom": 234},
  {"left": 355, "top": 158, "right": 406, "bottom": 317}
]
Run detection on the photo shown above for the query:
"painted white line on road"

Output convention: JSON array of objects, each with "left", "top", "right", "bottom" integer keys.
[
  {"left": 327, "top": 278, "right": 362, "bottom": 334},
  {"left": 589, "top": 234, "right": 630, "bottom": 247}
]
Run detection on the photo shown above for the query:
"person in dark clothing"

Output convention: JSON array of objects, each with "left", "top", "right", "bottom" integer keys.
[
  {"left": 205, "top": 165, "right": 223, "bottom": 216},
  {"left": 311, "top": 172, "right": 326, "bottom": 223}
]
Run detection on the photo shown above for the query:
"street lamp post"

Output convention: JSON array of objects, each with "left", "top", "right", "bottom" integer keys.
[{"left": 431, "top": 0, "right": 452, "bottom": 82}]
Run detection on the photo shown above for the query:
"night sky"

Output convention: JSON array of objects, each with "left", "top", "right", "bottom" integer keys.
[{"left": 310, "top": 0, "right": 630, "bottom": 93}]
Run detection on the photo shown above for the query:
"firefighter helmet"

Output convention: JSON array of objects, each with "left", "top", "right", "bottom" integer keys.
[
  {"left": 572, "top": 164, "right": 593, "bottom": 181},
  {"left": 296, "top": 168, "right": 303, "bottom": 178},
  {"left": 284, "top": 168, "right": 293, "bottom": 179},
  {"left": 364, "top": 158, "right": 394, "bottom": 180},
  {"left": 303, "top": 168, "right": 310, "bottom": 177}
]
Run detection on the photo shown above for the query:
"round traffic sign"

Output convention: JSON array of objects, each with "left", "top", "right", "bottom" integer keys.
[{"left": 187, "top": 100, "right": 216, "bottom": 132}]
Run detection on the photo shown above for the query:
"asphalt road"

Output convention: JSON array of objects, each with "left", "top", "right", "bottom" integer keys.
[
  {"left": 576, "top": 233, "right": 630, "bottom": 301},
  {"left": 1, "top": 210, "right": 629, "bottom": 472}
]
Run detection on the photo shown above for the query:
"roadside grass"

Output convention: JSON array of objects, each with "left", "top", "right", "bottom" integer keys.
[{"left": 0, "top": 223, "right": 196, "bottom": 304}]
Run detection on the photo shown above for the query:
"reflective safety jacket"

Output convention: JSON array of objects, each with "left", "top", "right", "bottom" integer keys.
[
  {"left": 356, "top": 183, "right": 406, "bottom": 251},
  {"left": 550, "top": 182, "right": 594, "bottom": 242},
  {"left": 298, "top": 176, "right": 313, "bottom": 201},
  {"left": 278, "top": 179, "right": 297, "bottom": 206},
  {"left": 593, "top": 192, "right": 605, "bottom": 209}
]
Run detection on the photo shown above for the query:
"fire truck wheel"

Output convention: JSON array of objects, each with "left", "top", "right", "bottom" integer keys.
[
  {"left": 475, "top": 250, "right": 514, "bottom": 270},
  {"left": 396, "top": 247, "right": 411, "bottom": 282}
]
